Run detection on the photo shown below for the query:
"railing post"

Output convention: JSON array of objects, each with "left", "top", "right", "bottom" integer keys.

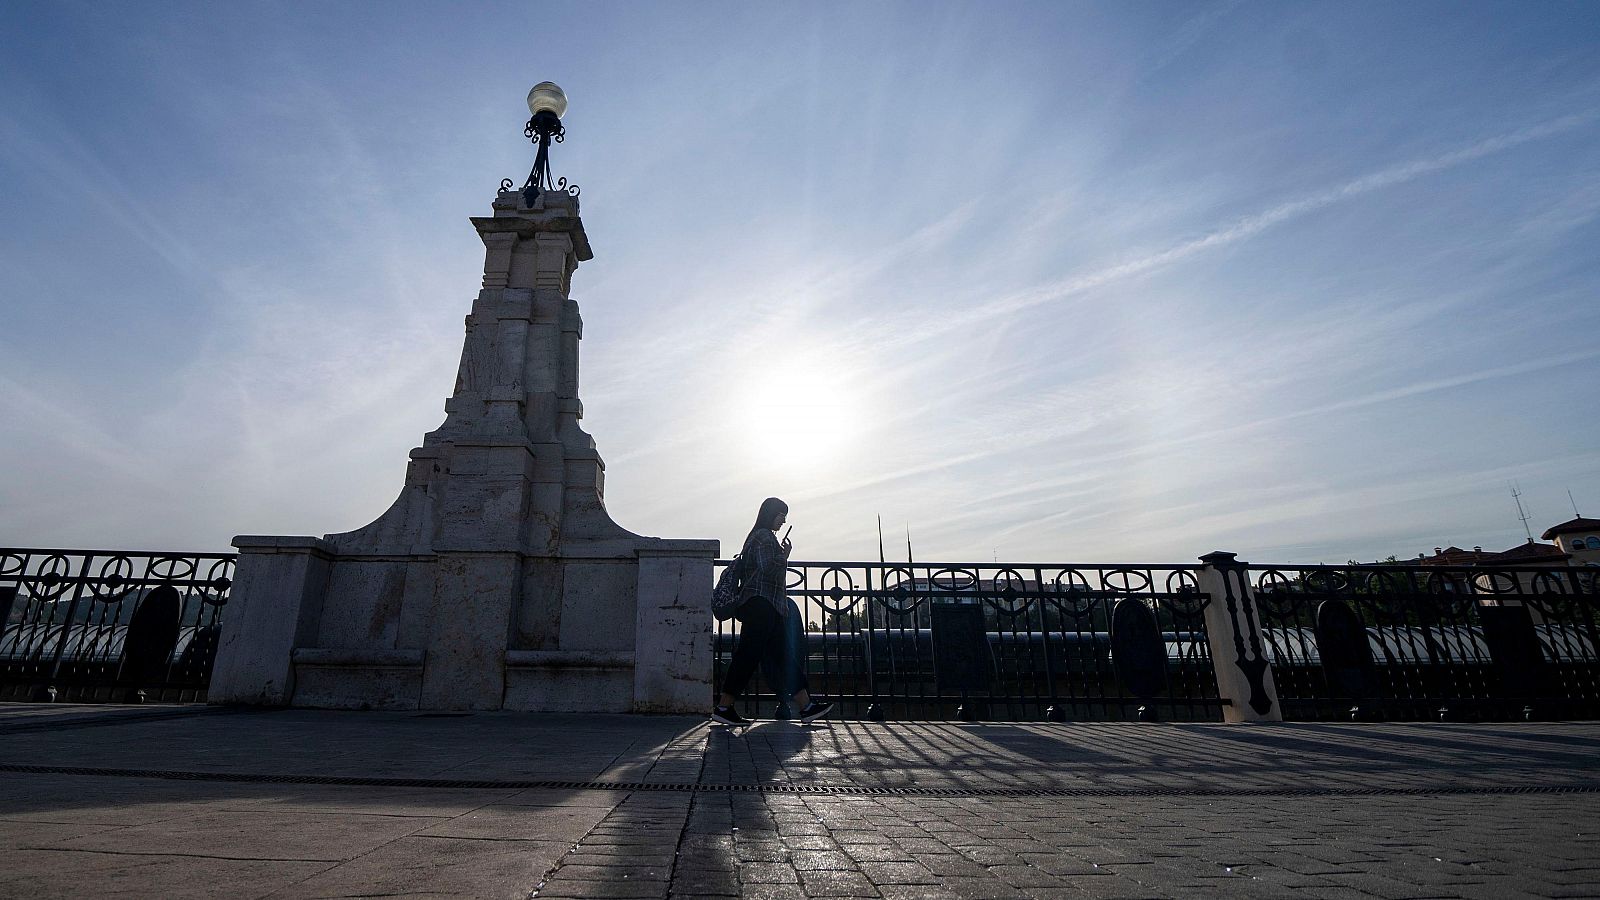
[
  {"left": 1197, "top": 552, "right": 1281, "bottom": 723},
  {"left": 632, "top": 543, "right": 718, "bottom": 713},
  {"left": 209, "top": 536, "right": 333, "bottom": 706}
]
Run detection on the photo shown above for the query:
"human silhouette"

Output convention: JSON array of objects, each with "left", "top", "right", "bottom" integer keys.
[{"left": 712, "top": 497, "right": 832, "bottom": 726}]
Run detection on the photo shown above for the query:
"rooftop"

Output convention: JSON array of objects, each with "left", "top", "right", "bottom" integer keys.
[{"left": 1541, "top": 516, "right": 1600, "bottom": 540}]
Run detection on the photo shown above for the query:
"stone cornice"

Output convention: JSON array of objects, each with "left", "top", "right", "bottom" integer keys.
[{"left": 470, "top": 215, "right": 593, "bottom": 261}]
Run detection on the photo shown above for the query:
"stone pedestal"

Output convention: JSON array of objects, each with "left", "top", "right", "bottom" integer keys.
[{"left": 210, "top": 189, "right": 717, "bottom": 712}]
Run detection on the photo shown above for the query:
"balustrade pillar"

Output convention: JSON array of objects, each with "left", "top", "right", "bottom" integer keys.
[{"left": 1197, "top": 551, "right": 1282, "bottom": 723}]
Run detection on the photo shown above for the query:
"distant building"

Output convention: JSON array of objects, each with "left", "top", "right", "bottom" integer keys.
[
  {"left": 1540, "top": 517, "right": 1600, "bottom": 566},
  {"left": 1404, "top": 515, "right": 1600, "bottom": 606},
  {"left": 1417, "top": 541, "right": 1569, "bottom": 567}
]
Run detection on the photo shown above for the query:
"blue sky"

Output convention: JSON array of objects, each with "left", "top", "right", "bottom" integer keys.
[{"left": 1, "top": 1, "right": 1597, "bottom": 563}]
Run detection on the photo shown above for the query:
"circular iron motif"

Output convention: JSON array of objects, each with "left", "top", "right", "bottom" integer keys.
[
  {"left": 1102, "top": 568, "right": 1152, "bottom": 593},
  {"left": 816, "top": 567, "right": 860, "bottom": 614},
  {"left": 982, "top": 568, "right": 1033, "bottom": 618},
  {"left": 878, "top": 567, "right": 922, "bottom": 616},
  {"left": 145, "top": 556, "right": 196, "bottom": 581}
]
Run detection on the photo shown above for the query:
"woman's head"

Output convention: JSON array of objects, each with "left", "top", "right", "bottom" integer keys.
[{"left": 754, "top": 497, "right": 789, "bottom": 532}]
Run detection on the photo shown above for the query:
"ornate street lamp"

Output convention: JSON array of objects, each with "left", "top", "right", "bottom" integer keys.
[{"left": 504, "top": 81, "right": 579, "bottom": 206}]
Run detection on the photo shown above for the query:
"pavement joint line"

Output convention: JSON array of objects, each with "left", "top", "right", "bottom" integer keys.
[
  {"left": 3, "top": 763, "right": 1600, "bottom": 798},
  {"left": 663, "top": 717, "right": 714, "bottom": 897},
  {"left": 0, "top": 705, "right": 251, "bottom": 734}
]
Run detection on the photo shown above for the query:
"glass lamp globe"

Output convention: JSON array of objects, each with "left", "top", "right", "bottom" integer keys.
[{"left": 526, "top": 82, "right": 568, "bottom": 119}]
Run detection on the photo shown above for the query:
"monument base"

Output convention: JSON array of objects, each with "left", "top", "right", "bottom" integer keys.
[{"left": 210, "top": 538, "right": 717, "bottom": 713}]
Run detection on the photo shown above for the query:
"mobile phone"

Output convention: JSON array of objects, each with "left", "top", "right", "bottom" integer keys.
[{"left": 782, "top": 526, "right": 793, "bottom": 541}]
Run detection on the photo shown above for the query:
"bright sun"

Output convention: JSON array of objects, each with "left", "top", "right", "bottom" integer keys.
[{"left": 732, "top": 360, "right": 862, "bottom": 470}]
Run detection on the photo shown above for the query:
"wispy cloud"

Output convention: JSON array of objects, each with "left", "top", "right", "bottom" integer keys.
[
  {"left": 3, "top": 5, "right": 1598, "bottom": 563},
  {"left": 859, "top": 110, "right": 1598, "bottom": 353}
]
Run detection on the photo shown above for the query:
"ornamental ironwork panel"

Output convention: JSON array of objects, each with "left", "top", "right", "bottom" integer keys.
[
  {"left": 0, "top": 548, "right": 235, "bottom": 703},
  {"left": 713, "top": 561, "right": 1222, "bottom": 722},
  {"left": 1250, "top": 563, "right": 1600, "bottom": 721}
]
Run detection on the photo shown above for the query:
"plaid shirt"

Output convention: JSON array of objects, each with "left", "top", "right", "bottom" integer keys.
[{"left": 738, "top": 528, "right": 791, "bottom": 616}]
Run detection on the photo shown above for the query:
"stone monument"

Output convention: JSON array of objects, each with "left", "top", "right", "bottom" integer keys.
[{"left": 209, "top": 84, "right": 717, "bottom": 712}]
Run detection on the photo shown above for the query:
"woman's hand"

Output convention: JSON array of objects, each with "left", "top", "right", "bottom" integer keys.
[{"left": 780, "top": 536, "right": 793, "bottom": 557}]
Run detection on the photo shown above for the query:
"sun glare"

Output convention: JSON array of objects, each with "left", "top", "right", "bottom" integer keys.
[{"left": 731, "top": 359, "right": 863, "bottom": 470}]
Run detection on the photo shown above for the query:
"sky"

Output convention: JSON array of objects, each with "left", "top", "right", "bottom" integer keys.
[{"left": 1, "top": 1, "right": 1598, "bottom": 565}]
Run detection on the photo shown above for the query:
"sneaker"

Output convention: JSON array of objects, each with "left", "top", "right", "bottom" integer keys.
[
  {"left": 711, "top": 705, "right": 750, "bottom": 726},
  {"left": 797, "top": 701, "right": 834, "bottom": 724}
]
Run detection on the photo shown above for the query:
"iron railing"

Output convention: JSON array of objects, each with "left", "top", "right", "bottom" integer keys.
[
  {"left": 1249, "top": 564, "right": 1600, "bottom": 721},
  {"left": 0, "top": 548, "right": 235, "bottom": 702},
  {"left": 713, "top": 560, "right": 1224, "bottom": 722},
  {"left": 9, "top": 544, "right": 1594, "bottom": 722}
]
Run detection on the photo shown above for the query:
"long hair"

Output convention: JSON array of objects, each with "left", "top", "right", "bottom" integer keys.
[{"left": 751, "top": 497, "right": 788, "bottom": 534}]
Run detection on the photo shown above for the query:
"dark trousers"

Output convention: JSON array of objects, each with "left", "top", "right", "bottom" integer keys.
[{"left": 722, "top": 598, "right": 808, "bottom": 700}]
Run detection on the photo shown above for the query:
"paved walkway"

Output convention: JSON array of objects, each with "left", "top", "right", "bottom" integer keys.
[{"left": 2, "top": 704, "right": 1597, "bottom": 899}]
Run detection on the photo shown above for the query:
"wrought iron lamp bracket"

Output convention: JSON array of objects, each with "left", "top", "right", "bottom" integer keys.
[{"left": 504, "top": 110, "right": 580, "bottom": 206}]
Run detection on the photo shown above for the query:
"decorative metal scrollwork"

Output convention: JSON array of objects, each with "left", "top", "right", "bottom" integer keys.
[
  {"left": 1418, "top": 571, "right": 1474, "bottom": 618},
  {"left": 1102, "top": 568, "right": 1152, "bottom": 593},
  {"left": 1166, "top": 569, "right": 1200, "bottom": 594},
  {"left": 146, "top": 556, "right": 195, "bottom": 581},
  {"left": 205, "top": 557, "right": 235, "bottom": 601},
  {"left": 0, "top": 547, "right": 238, "bottom": 701},
  {"left": 1164, "top": 591, "right": 1210, "bottom": 621},
  {"left": 1251, "top": 569, "right": 1304, "bottom": 616},
  {"left": 1359, "top": 569, "right": 1413, "bottom": 597},
  {"left": 816, "top": 567, "right": 859, "bottom": 614},
  {"left": 34, "top": 554, "right": 73, "bottom": 600},
  {"left": 1422, "top": 571, "right": 1465, "bottom": 595},
  {"left": 878, "top": 567, "right": 922, "bottom": 616},
  {"left": 1301, "top": 569, "right": 1348, "bottom": 595},
  {"left": 1351, "top": 589, "right": 1405, "bottom": 624},
  {"left": 1047, "top": 568, "right": 1097, "bottom": 619},
  {"left": 929, "top": 567, "right": 978, "bottom": 597},
  {"left": 525, "top": 120, "right": 566, "bottom": 143},
  {"left": 89, "top": 555, "right": 135, "bottom": 600},
  {"left": 1254, "top": 569, "right": 1293, "bottom": 593},
  {"left": 1531, "top": 570, "right": 1571, "bottom": 595},
  {"left": 1471, "top": 570, "right": 1521, "bottom": 595},
  {"left": 982, "top": 568, "right": 1033, "bottom": 618},
  {"left": 1160, "top": 569, "right": 1208, "bottom": 618},
  {"left": 510, "top": 115, "right": 579, "bottom": 203}
]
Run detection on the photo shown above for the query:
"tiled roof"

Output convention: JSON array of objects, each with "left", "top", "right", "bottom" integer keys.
[
  {"left": 1418, "top": 546, "right": 1481, "bottom": 566},
  {"left": 1483, "top": 541, "right": 1570, "bottom": 565},
  {"left": 1418, "top": 541, "right": 1568, "bottom": 566},
  {"left": 1540, "top": 517, "right": 1600, "bottom": 540}
]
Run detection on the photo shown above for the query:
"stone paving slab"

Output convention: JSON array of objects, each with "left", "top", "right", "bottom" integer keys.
[
  {"left": 1, "top": 704, "right": 1597, "bottom": 898},
  {"left": 0, "top": 706, "right": 700, "bottom": 782}
]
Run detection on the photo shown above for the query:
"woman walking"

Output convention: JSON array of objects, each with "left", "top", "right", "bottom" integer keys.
[{"left": 712, "top": 497, "right": 833, "bottom": 726}]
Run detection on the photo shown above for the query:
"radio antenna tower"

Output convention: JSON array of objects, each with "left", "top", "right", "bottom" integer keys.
[
  {"left": 1511, "top": 483, "right": 1534, "bottom": 542},
  {"left": 1569, "top": 489, "right": 1583, "bottom": 517}
]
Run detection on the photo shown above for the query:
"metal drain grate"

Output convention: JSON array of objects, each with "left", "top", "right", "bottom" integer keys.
[{"left": 3, "top": 763, "right": 1598, "bottom": 799}]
